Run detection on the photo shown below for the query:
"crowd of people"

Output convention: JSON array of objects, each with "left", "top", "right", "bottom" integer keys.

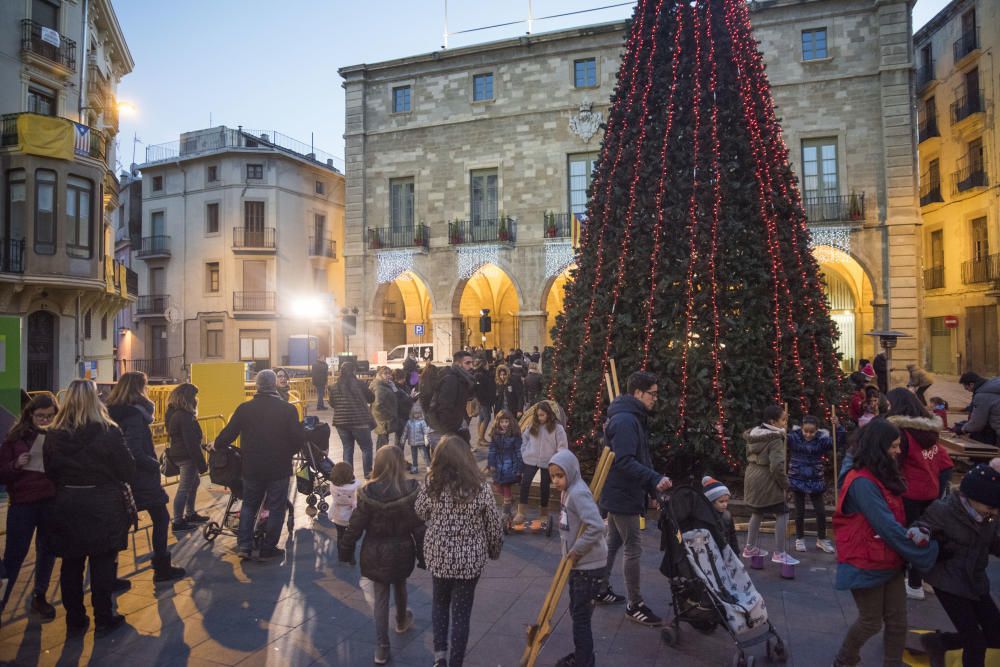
[{"left": 1, "top": 351, "right": 999, "bottom": 667}]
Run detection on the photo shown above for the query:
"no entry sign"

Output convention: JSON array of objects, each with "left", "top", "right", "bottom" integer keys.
[{"left": 944, "top": 315, "right": 958, "bottom": 329}]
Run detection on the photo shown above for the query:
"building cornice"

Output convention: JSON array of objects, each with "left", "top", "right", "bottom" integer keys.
[{"left": 92, "top": 0, "right": 134, "bottom": 75}]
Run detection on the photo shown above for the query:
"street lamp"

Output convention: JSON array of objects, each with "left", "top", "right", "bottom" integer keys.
[
  {"left": 865, "top": 330, "right": 910, "bottom": 389},
  {"left": 291, "top": 295, "right": 328, "bottom": 365}
]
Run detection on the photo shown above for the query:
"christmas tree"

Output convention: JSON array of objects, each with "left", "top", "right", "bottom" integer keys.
[{"left": 547, "top": 0, "right": 844, "bottom": 476}]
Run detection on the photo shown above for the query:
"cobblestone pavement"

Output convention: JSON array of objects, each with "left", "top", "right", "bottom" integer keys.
[{"left": 0, "top": 394, "right": 996, "bottom": 666}]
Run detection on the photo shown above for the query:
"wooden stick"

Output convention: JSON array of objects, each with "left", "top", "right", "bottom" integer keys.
[
  {"left": 610, "top": 359, "right": 621, "bottom": 398},
  {"left": 605, "top": 373, "right": 615, "bottom": 403},
  {"left": 831, "top": 415, "right": 839, "bottom": 500}
]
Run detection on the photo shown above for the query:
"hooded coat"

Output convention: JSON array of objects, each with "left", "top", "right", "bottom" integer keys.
[
  {"left": 550, "top": 449, "right": 608, "bottom": 571},
  {"left": 887, "top": 414, "right": 947, "bottom": 501},
  {"left": 339, "top": 478, "right": 425, "bottom": 583},
  {"left": 487, "top": 430, "right": 522, "bottom": 485},
  {"left": 916, "top": 492, "right": 1000, "bottom": 599},
  {"left": 166, "top": 405, "right": 207, "bottom": 471},
  {"left": 787, "top": 427, "right": 833, "bottom": 495},
  {"left": 494, "top": 365, "right": 523, "bottom": 415},
  {"left": 742, "top": 423, "right": 788, "bottom": 510},
  {"left": 107, "top": 401, "right": 169, "bottom": 510},
  {"left": 370, "top": 378, "right": 398, "bottom": 435},
  {"left": 963, "top": 377, "right": 1000, "bottom": 440},
  {"left": 600, "top": 395, "right": 662, "bottom": 516}
]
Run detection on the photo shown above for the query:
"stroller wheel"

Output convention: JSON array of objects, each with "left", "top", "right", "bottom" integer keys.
[
  {"left": 766, "top": 636, "right": 788, "bottom": 663},
  {"left": 660, "top": 626, "right": 679, "bottom": 647},
  {"left": 691, "top": 620, "right": 716, "bottom": 635},
  {"left": 732, "top": 653, "right": 755, "bottom": 667},
  {"left": 306, "top": 494, "right": 318, "bottom": 507},
  {"left": 318, "top": 501, "right": 329, "bottom": 513},
  {"left": 305, "top": 505, "right": 318, "bottom": 518},
  {"left": 203, "top": 522, "right": 220, "bottom": 542}
]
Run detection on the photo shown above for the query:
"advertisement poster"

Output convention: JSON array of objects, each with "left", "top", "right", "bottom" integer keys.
[{"left": 0, "top": 317, "right": 22, "bottom": 436}]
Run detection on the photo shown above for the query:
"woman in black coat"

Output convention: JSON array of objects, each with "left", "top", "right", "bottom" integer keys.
[
  {"left": 165, "top": 383, "right": 207, "bottom": 531},
  {"left": 106, "top": 372, "right": 186, "bottom": 583},
  {"left": 339, "top": 446, "right": 425, "bottom": 665},
  {"left": 43, "top": 380, "right": 136, "bottom": 637}
]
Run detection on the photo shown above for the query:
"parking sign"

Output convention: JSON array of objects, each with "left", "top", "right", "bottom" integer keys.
[{"left": 414, "top": 324, "right": 425, "bottom": 336}]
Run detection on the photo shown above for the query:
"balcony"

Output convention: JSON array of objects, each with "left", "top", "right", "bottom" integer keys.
[
  {"left": 366, "top": 225, "right": 430, "bottom": 251},
  {"left": 962, "top": 254, "right": 1000, "bottom": 285},
  {"left": 308, "top": 236, "right": 337, "bottom": 259},
  {"left": 21, "top": 19, "right": 76, "bottom": 74},
  {"left": 924, "top": 265, "right": 945, "bottom": 290},
  {"left": 952, "top": 163, "right": 988, "bottom": 195},
  {"left": 542, "top": 213, "right": 576, "bottom": 240},
  {"left": 135, "top": 236, "right": 171, "bottom": 259},
  {"left": 1, "top": 238, "right": 25, "bottom": 274},
  {"left": 1, "top": 113, "right": 106, "bottom": 164},
  {"left": 918, "top": 118, "right": 939, "bottom": 143},
  {"left": 448, "top": 217, "right": 517, "bottom": 245},
  {"left": 916, "top": 64, "right": 936, "bottom": 93},
  {"left": 953, "top": 29, "right": 979, "bottom": 64},
  {"left": 233, "top": 227, "right": 276, "bottom": 252},
  {"left": 136, "top": 294, "right": 170, "bottom": 317},
  {"left": 803, "top": 193, "right": 865, "bottom": 224},
  {"left": 951, "top": 90, "right": 983, "bottom": 124},
  {"left": 87, "top": 64, "right": 111, "bottom": 109},
  {"left": 121, "top": 357, "right": 184, "bottom": 381},
  {"left": 125, "top": 268, "right": 138, "bottom": 297},
  {"left": 233, "top": 291, "right": 276, "bottom": 312},
  {"left": 919, "top": 178, "right": 944, "bottom": 207}
]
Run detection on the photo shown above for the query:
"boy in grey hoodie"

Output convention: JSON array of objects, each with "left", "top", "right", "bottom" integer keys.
[{"left": 549, "top": 449, "right": 608, "bottom": 667}]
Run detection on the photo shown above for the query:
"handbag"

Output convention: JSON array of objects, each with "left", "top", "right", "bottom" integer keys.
[
  {"left": 159, "top": 450, "right": 180, "bottom": 477},
  {"left": 121, "top": 483, "right": 140, "bottom": 532}
]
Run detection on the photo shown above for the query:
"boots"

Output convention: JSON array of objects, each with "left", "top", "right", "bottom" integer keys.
[
  {"left": 512, "top": 503, "right": 529, "bottom": 526},
  {"left": 152, "top": 553, "right": 187, "bottom": 583},
  {"left": 501, "top": 502, "right": 512, "bottom": 521},
  {"left": 539, "top": 507, "right": 550, "bottom": 528}
]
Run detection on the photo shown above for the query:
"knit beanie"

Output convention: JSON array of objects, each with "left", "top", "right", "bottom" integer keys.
[
  {"left": 702, "top": 476, "right": 731, "bottom": 503},
  {"left": 861, "top": 363, "right": 875, "bottom": 379},
  {"left": 960, "top": 463, "right": 1000, "bottom": 509}
]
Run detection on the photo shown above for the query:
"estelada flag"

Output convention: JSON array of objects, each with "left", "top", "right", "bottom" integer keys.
[
  {"left": 571, "top": 213, "right": 587, "bottom": 249},
  {"left": 16, "top": 114, "right": 74, "bottom": 160},
  {"left": 73, "top": 123, "right": 91, "bottom": 157}
]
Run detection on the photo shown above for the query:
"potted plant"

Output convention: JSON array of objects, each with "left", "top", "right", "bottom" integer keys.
[
  {"left": 848, "top": 191, "right": 863, "bottom": 221},
  {"left": 449, "top": 220, "right": 463, "bottom": 244},
  {"left": 369, "top": 228, "right": 381, "bottom": 249},
  {"left": 545, "top": 211, "right": 558, "bottom": 238},
  {"left": 498, "top": 216, "right": 509, "bottom": 242},
  {"left": 413, "top": 225, "right": 424, "bottom": 246}
]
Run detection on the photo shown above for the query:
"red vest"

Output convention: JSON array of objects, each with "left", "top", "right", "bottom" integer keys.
[
  {"left": 833, "top": 468, "right": 906, "bottom": 571},
  {"left": 899, "top": 430, "right": 940, "bottom": 501}
]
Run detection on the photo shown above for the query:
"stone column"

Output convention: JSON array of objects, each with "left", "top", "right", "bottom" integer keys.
[
  {"left": 518, "top": 310, "right": 548, "bottom": 352},
  {"left": 431, "top": 314, "right": 463, "bottom": 362}
]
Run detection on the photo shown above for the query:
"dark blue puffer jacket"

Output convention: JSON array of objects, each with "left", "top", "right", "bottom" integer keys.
[
  {"left": 599, "top": 395, "right": 662, "bottom": 515},
  {"left": 787, "top": 427, "right": 834, "bottom": 494},
  {"left": 488, "top": 433, "right": 523, "bottom": 485}
]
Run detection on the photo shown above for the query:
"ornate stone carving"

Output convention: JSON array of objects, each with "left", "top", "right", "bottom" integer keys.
[{"left": 568, "top": 101, "right": 603, "bottom": 143}]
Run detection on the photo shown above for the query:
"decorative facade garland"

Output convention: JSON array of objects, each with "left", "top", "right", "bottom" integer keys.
[
  {"left": 456, "top": 245, "right": 502, "bottom": 281},
  {"left": 544, "top": 241, "right": 576, "bottom": 279},
  {"left": 808, "top": 225, "right": 852, "bottom": 263},
  {"left": 376, "top": 249, "right": 418, "bottom": 284}
]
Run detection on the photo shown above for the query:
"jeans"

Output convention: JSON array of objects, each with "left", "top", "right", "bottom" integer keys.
[
  {"left": 146, "top": 504, "right": 170, "bottom": 558},
  {"left": 315, "top": 384, "right": 326, "bottom": 410},
  {"left": 518, "top": 464, "right": 551, "bottom": 507},
  {"left": 238, "top": 477, "right": 290, "bottom": 552},
  {"left": 361, "top": 577, "right": 408, "bottom": 647},
  {"left": 836, "top": 572, "right": 907, "bottom": 666},
  {"left": 601, "top": 512, "right": 642, "bottom": 605},
  {"left": 60, "top": 551, "right": 117, "bottom": 624},
  {"left": 1, "top": 501, "right": 56, "bottom": 608},
  {"left": 569, "top": 569, "right": 602, "bottom": 666},
  {"left": 432, "top": 576, "right": 479, "bottom": 667},
  {"left": 793, "top": 491, "right": 826, "bottom": 539},
  {"left": 915, "top": 385, "right": 930, "bottom": 405},
  {"left": 410, "top": 445, "right": 431, "bottom": 468},
  {"left": 337, "top": 426, "right": 374, "bottom": 478},
  {"left": 173, "top": 460, "right": 200, "bottom": 521},
  {"left": 934, "top": 588, "right": 1000, "bottom": 666},
  {"left": 903, "top": 498, "right": 933, "bottom": 588}
]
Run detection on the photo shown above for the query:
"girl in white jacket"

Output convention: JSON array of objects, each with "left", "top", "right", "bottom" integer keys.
[
  {"left": 514, "top": 402, "right": 568, "bottom": 527},
  {"left": 328, "top": 462, "right": 361, "bottom": 546}
]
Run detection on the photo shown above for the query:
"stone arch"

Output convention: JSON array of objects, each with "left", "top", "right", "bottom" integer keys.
[
  {"left": 813, "top": 245, "right": 877, "bottom": 370},
  {"left": 370, "top": 270, "right": 435, "bottom": 350},
  {"left": 538, "top": 264, "right": 576, "bottom": 346},
  {"left": 450, "top": 263, "right": 523, "bottom": 350}
]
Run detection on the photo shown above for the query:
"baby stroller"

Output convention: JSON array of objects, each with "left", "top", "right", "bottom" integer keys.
[
  {"left": 658, "top": 485, "right": 788, "bottom": 667},
  {"left": 295, "top": 417, "right": 333, "bottom": 517}
]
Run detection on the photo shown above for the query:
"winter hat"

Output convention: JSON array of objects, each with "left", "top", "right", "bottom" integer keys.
[
  {"left": 702, "top": 476, "right": 731, "bottom": 503},
  {"left": 861, "top": 363, "right": 876, "bottom": 379},
  {"left": 960, "top": 463, "right": 1000, "bottom": 509}
]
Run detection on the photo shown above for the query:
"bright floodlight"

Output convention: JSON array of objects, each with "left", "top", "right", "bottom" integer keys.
[
  {"left": 116, "top": 100, "right": 137, "bottom": 116},
  {"left": 291, "top": 295, "right": 324, "bottom": 318}
]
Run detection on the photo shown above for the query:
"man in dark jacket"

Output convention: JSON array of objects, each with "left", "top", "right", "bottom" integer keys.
[
  {"left": 214, "top": 370, "right": 306, "bottom": 560},
  {"left": 957, "top": 372, "right": 1000, "bottom": 445},
  {"left": 596, "top": 371, "right": 672, "bottom": 626},
  {"left": 428, "top": 351, "right": 475, "bottom": 442},
  {"left": 473, "top": 357, "right": 496, "bottom": 445},
  {"left": 311, "top": 358, "right": 329, "bottom": 410}
]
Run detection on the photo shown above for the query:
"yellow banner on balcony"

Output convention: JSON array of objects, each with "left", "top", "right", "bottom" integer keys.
[{"left": 16, "top": 114, "right": 74, "bottom": 160}]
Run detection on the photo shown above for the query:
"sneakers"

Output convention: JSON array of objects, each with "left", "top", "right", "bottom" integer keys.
[
  {"left": 31, "top": 593, "right": 56, "bottom": 621},
  {"left": 233, "top": 547, "right": 254, "bottom": 561},
  {"left": 794, "top": 539, "right": 807, "bottom": 552},
  {"left": 772, "top": 552, "right": 800, "bottom": 566},
  {"left": 625, "top": 602, "right": 662, "bottom": 626},
  {"left": 741, "top": 545, "right": 769, "bottom": 559},
  {"left": 374, "top": 644, "right": 390, "bottom": 665},
  {"left": 906, "top": 582, "right": 926, "bottom": 600},
  {"left": 594, "top": 587, "right": 626, "bottom": 605},
  {"left": 171, "top": 520, "right": 195, "bottom": 532},
  {"left": 816, "top": 538, "right": 835, "bottom": 554},
  {"left": 395, "top": 608, "right": 414, "bottom": 634},
  {"left": 184, "top": 512, "right": 210, "bottom": 524},
  {"left": 409, "top": 465, "right": 418, "bottom": 474},
  {"left": 258, "top": 545, "right": 285, "bottom": 561}
]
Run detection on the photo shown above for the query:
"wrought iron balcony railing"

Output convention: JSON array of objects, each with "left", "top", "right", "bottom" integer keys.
[
  {"left": 136, "top": 294, "right": 169, "bottom": 316},
  {"left": 135, "top": 235, "right": 171, "bottom": 258},
  {"left": 125, "top": 267, "right": 138, "bottom": 297},
  {"left": 803, "top": 193, "right": 865, "bottom": 224},
  {"left": 951, "top": 90, "right": 983, "bottom": 124},
  {"left": 953, "top": 28, "right": 979, "bottom": 62},
  {"left": 924, "top": 265, "right": 945, "bottom": 290},
  {"left": 916, "top": 64, "right": 936, "bottom": 92},
  {"left": 543, "top": 213, "right": 576, "bottom": 240},
  {"left": 952, "top": 163, "right": 988, "bottom": 195},
  {"left": 918, "top": 118, "right": 939, "bottom": 143},
  {"left": 233, "top": 227, "right": 276, "bottom": 250},
  {"left": 21, "top": 19, "right": 76, "bottom": 72},
  {"left": 1, "top": 238, "right": 25, "bottom": 274},
  {"left": 962, "top": 254, "right": 1000, "bottom": 285},
  {"left": 233, "top": 291, "right": 276, "bottom": 312},
  {"left": 120, "top": 357, "right": 184, "bottom": 380},
  {"left": 919, "top": 176, "right": 944, "bottom": 207},
  {"left": 1, "top": 113, "right": 106, "bottom": 163},
  {"left": 448, "top": 217, "right": 517, "bottom": 245},
  {"left": 308, "top": 236, "right": 337, "bottom": 259},
  {"left": 366, "top": 225, "right": 430, "bottom": 251}
]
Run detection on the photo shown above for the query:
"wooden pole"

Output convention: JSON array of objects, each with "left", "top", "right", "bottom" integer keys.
[
  {"left": 831, "top": 415, "right": 839, "bottom": 500},
  {"left": 610, "top": 359, "right": 621, "bottom": 398},
  {"left": 605, "top": 373, "right": 615, "bottom": 403}
]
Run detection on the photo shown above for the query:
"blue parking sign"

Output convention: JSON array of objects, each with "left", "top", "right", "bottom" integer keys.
[{"left": 414, "top": 324, "right": 425, "bottom": 336}]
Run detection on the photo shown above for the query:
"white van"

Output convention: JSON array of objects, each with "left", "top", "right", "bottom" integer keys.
[{"left": 384, "top": 344, "right": 436, "bottom": 370}]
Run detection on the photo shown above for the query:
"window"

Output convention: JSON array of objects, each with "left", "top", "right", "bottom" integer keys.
[
  {"left": 801, "top": 28, "right": 828, "bottom": 60},
  {"left": 246, "top": 164, "right": 263, "bottom": 180},
  {"left": 392, "top": 85, "right": 411, "bottom": 113},
  {"left": 801, "top": 138, "right": 838, "bottom": 201},
  {"left": 924, "top": 96, "right": 937, "bottom": 127},
  {"left": 150, "top": 210, "right": 165, "bottom": 237},
  {"left": 152, "top": 175, "right": 163, "bottom": 192},
  {"left": 239, "top": 329, "right": 271, "bottom": 368},
  {"left": 84, "top": 310, "right": 92, "bottom": 339},
  {"left": 928, "top": 158, "right": 941, "bottom": 189},
  {"left": 32, "top": 0, "right": 59, "bottom": 29},
  {"left": 27, "top": 84, "right": 56, "bottom": 116},
  {"left": 6, "top": 170, "right": 27, "bottom": 240},
  {"left": 389, "top": 178, "right": 414, "bottom": 230},
  {"left": 315, "top": 180, "right": 325, "bottom": 195},
  {"left": 568, "top": 154, "right": 599, "bottom": 216},
  {"left": 314, "top": 213, "right": 326, "bottom": 240},
  {"left": 574, "top": 58, "right": 597, "bottom": 87},
  {"left": 920, "top": 45, "right": 932, "bottom": 73},
  {"left": 470, "top": 169, "right": 498, "bottom": 223},
  {"left": 969, "top": 137, "right": 984, "bottom": 173},
  {"left": 66, "top": 175, "right": 92, "bottom": 257},
  {"left": 206, "top": 262, "right": 220, "bottom": 292},
  {"left": 472, "top": 73, "right": 494, "bottom": 101},
  {"left": 972, "top": 217, "right": 989, "bottom": 262},
  {"left": 206, "top": 321, "right": 223, "bottom": 358},
  {"left": 244, "top": 201, "right": 265, "bottom": 230},
  {"left": 206, "top": 202, "right": 219, "bottom": 234},
  {"left": 34, "top": 169, "right": 55, "bottom": 254},
  {"left": 930, "top": 230, "right": 944, "bottom": 268},
  {"left": 101, "top": 314, "right": 108, "bottom": 340},
  {"left": 207, "top": 165, "right": 218, "bottom": 182}
]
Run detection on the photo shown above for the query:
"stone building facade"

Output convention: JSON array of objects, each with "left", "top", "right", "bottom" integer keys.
[
  {"left": 129, "top": 127, "right": 346, "bottom": 380},
  {"left": 0, "top": 0, "right": 133, "bottom": 391},
  {"left": 915, "top": 0, "right": 999, "bottom": 375},
  {"left": 340, "top": 0, "right": 922, "bottom": 380}
]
